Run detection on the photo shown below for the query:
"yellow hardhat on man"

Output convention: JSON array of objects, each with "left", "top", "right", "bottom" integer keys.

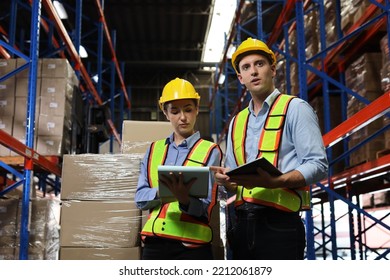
[
  {"left": 159, "top": 78, "right": 200, "bottom": 110},
  {"left": 231, "top": 37, "right": 276, "bottom": 73}
]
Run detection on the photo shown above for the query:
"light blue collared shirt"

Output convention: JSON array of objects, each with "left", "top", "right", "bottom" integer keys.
[
  {"left": 135, "top": 131, "right": 222, "bottom": 218},
  {"left": 225, "top": 89, "right": 328, "bottom": 186}
]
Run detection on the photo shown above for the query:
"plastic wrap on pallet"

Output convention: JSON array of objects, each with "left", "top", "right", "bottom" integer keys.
[
  {"left": 61, "top": 153, "right": 144, "bottom": 200},
  {"left": 0, "top": 197, "right": 61, "bottom": 259},
  {"left": 121, "top": 140, "right": 153, "bottom": 154},
  {"left": 27, "top": 198, "right": 61, "bottom": 260},
  {"left": 59, "top": 200, "right": 141, "bottom": 249},
  {"left": 0, "top": 198, "right": 19, "bottom": 252},
  {"left": 59, "top": 247, "right": 141, "bottom": 260}
]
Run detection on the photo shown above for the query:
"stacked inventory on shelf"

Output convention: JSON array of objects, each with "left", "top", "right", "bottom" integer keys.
[
  {"left": 0, "top": 58, "right": 78, "bottom": 157},
  {"left": 0, "top": 197, "right": 60, "bottom": 260}
]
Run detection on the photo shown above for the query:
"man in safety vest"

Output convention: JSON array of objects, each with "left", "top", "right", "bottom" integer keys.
[
  {"left": 135, "top": 78, "right": 222, "bottom": 260},
  {"left": 211, "top": 38, "right": 328, "bottom": 260}
]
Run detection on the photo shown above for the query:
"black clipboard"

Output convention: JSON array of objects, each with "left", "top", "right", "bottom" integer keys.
[
  {"left": 157, "top": 165, "right": 210, "bottom": 199},
  {"left": 226, "top": 157, "right": 282, "bottom": 177}
]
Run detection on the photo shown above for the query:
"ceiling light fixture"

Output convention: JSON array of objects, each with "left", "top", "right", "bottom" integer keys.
[
  {"left": 53, "top": 1, "right": 68, "bottom": 20},
  {"left": 202, "top": 0, "right": 237, "bottom": 65},
  {"left": 79, "top": 45, "right": 88, "bottom": 58}
]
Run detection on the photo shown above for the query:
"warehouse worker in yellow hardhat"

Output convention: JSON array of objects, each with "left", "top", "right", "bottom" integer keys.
[
  {"left": 135, "top": 77, "right": 222, "bottom": 260},
  {"left": 211, "top": 38, "right": 328, "bottom": 260}
]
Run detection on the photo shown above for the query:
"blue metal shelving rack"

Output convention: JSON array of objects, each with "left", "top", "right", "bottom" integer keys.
[
  {"left": 0, "top": 0, "right": 130, "bottom": 259},
  {"left": 210, "top": 0, "right": 390, "bottom": 260}
]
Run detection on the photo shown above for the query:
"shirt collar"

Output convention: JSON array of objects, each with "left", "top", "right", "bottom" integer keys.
[
  {"left": 166, "top": 131, "right": 201, "bottom": 148},
  {"left": 247, "top": 88, "right": 281, "bottom": 115}
]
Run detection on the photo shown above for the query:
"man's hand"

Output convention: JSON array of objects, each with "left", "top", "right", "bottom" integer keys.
[{"left": 210, "top": 166, "right": 238, "bottom": 192}]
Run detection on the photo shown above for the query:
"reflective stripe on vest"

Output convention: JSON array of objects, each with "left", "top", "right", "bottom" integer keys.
[
  {"left": 141, "top": 138, "right": 218, "bottom": 244},
  {"left": 232, "top": 94, "right": 310, "bottom": 212}
]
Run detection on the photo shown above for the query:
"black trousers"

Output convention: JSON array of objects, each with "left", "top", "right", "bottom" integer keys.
[
  {"left": 229, "top": 207, "right": 306, "bottom": 260},
  {"left": 142, "top": 236, "right": 213, "bottom": 260}
]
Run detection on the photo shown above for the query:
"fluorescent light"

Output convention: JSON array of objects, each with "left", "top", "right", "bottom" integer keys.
[
  {"left": 218, "top": 73, "right": 225, "bottom": 84},
  {"left": 79, "top": 45, "right": 88, "bottom": 58},
  {"left": 92, "top": 74, "right": 99, "bottom": 83},
  {"left": 226, "top": 45, "right": 236, "bottom": 59},
  {"left": 53, "top": 1, "right": 68, "bottom": 19},
  {"left": 202, "top": 0, "right": 237, "bottom": 64}
]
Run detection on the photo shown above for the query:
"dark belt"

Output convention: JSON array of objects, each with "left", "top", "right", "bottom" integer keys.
[{"left": 236, "top": 207, "right": 300, "bottom": 219}]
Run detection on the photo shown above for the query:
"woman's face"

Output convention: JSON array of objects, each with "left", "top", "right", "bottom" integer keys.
[{"left": 164, "top": 99, "right": 198, "bottom": 140}]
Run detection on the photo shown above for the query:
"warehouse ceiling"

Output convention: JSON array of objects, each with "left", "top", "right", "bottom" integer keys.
[{"left": 66, "top": 0, "right": 217, "bottom": 103}]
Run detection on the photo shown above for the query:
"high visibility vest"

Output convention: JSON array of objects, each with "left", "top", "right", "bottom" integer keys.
[
  {"left": 141, "top": 138, "right": 219, "bottom": 244},
  {"left": 231, "top": 94, "right": 310, "bottom": 212}
]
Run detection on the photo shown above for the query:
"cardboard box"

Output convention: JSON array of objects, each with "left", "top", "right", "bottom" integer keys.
[
  {"left": 37, "top": 114, "right": 71, "bottom": 137},
  {"left": 14, "top": 77, "right": 41, "bottom": 98},
  {"left": 36, "top": 135, "right": 69, "bottom": 156},
  {"left": 0, "top": 116, "right": 13, "bottom": 156},
  {"left": 39, "top": 95, "right": 72, "bottom": 117},
  {"left": 0, "top": 59, "right": 16, "bottom": 76},
  {"left": 59, "top": 200, "right": 141, "bottom": 248},
  {"left": 0, "top": 95, "right": 15, "bottom": 117},
  {"left": 40, "top": 77, "right": 74, "bottom": 100},
  {"left": 61, "top": 154, "right": 143, "bottom": 200},
  {"left": 59, "top": 247, "right": 141, "bottom": 260},
  {"left": 15, "top": 198, "right": 61, "bottom": 260},
  {"left": 15, "top": 58, "right": 42, "bottom": 78},
  {"left": 0, "top": 77, "right": 15, "bottom": 99},
  {"left": 0, "top": 248, "right": 16, "bottom": 260},
  {"left": 0, "top": 198, "right": 19, "bottom": 248},
  {"left": 40, "top": 58, "right": 75, "bottom": 79},
  {"left": 121, "top": 120, "right": 172, "bottom": 154}
]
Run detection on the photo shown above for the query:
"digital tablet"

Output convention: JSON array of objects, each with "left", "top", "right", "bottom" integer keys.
[
  {"left": 157, "top": 165, "right": 210, "bottom": 199},
  {"left": 226, "top": 157, "right": 282, "bottom": 177}
]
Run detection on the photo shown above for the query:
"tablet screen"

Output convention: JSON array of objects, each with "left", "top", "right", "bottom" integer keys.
[{"left": 157, "top": 165, "right": 210, "bottom": 199}]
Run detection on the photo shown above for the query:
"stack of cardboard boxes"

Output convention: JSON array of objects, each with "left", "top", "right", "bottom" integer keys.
[
  {"left": 58, "top": 120, "right": 172, "bottom": 260},
  {"left": 0, "top": 58, "right": 77, "bottom": 157},
  {"left": 0, "top": 197, "right": 61, "bottom": 260},
  {"left": 58, "top": 153, "right": 143, "bottom": 260},
  {"left": 345, "top": 53, "right": 385, "bottom": 166}
]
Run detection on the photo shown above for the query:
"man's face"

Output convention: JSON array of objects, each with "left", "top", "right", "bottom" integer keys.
[{"left": 237, "top": 53, "right": 276, "bottom": 97}]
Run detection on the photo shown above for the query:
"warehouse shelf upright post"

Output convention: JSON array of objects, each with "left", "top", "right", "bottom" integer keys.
[
  {"left": 0, "top": 0, "right": 131, "bottom": 259},
  {"left": 210, "top": 0, "right": 390, "bottom": 260},
  {"left": 0, "top": 0, "right": 61, "bottom": 260}
]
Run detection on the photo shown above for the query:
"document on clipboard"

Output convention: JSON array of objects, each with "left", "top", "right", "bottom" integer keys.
[
  {"left": 157, "top": 165, "right": 210, "bottom": 199},
  {"left": 226, "top": 157, "right": 283, "bottom": 177}
]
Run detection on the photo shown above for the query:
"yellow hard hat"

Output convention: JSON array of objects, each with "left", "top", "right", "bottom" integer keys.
[
  {"left": 231, "top": 37, "right": 276, "bottom": 73},
  {"left": 159, "top": 78, "right": 200, "bottom": 110}
]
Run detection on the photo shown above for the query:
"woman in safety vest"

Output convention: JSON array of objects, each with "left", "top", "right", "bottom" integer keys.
[
  {"left": 211, "top": 38, "right": 328, "bottom": 260},
  {"left": 135, "top": 78, "right": 222, "bottom": 260}
]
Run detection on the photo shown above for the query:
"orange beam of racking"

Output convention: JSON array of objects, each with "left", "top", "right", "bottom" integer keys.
[
  {"left": 94, "top": 0, "right": 131, "bottom": 109},
  {"left": 0, "top": 130, "right": 61, "bottom": 176},
  {"left": 313, "top": 153, "right": 390, "bottom": 193},
  {"left": 322, "top": 92, "right": 390, "bottom": 148},
  {"left": 0, "top": 46, "right": 11, "bottom": 59},
  {"left": 41, "top": 0, "right": 122, "bottom": 145}
]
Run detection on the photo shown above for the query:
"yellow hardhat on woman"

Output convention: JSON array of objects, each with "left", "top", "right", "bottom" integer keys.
[
  {"left": 231, "top": 37, "right": 276, "bottom": 73},
  {"left": 159, "top": 78, "right": 200, "bottom": 110}
]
